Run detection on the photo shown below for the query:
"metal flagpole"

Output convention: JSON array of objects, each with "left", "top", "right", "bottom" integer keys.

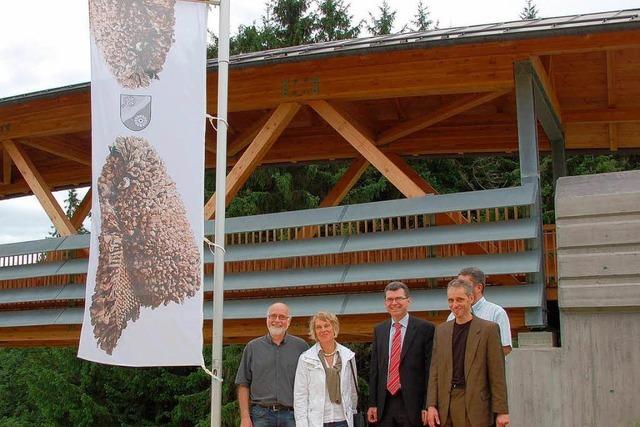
[{"left": 211, "top": 0, "right": 229, "bottom": 425}]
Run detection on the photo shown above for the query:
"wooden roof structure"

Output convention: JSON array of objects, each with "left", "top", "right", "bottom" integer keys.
[
  {"left": 1, "top": 10, "right": 640, "bottom": 222},
  {"left": 0, "top": 9, "right": 639, "bottom": 346}
]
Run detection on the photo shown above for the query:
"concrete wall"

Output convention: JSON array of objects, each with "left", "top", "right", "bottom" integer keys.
[{"left": 506, "top": 170, "right": 640, "bottom": 427}]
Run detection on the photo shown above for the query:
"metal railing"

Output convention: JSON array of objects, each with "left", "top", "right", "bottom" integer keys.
[{"left": 0, "top": 184, "right": 546, "bottom": 327}]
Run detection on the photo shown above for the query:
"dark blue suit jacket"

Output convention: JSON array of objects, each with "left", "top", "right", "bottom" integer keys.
[{"left": 369, "top": 315, "right": 435, "bottom": 426}]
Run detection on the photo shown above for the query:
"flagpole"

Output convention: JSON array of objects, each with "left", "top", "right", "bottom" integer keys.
[{"left": 211, "top": 0, "right": 229, "bottom": 425}]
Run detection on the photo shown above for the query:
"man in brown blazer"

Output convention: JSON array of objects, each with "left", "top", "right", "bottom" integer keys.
[{"left": 424, "top": 278, "right": 509, "bottom": 427}]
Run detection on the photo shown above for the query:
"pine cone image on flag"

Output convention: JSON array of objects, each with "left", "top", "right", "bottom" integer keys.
[
  {"left": 91, "top": 136, "right": 201, "bottom": 355},
  {"left": 89, "top": 0, "right": 176, "bottom": 89}
]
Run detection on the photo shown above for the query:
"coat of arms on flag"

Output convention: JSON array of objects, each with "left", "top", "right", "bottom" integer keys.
[{"left": 120, "top": 95, "right": 152, "bottom": 131}]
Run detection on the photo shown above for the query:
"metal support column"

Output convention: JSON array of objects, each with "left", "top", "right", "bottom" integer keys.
[
  {"left": 211, "top": 0, "right": 230, "bottom": 426},
  {"left": 515, "top": 61, "right": 547, "bottom": 327}
]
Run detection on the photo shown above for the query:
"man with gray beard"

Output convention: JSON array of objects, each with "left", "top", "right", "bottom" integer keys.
[{"left": 236, "top": 302, "right": 309, "bottom": 427}]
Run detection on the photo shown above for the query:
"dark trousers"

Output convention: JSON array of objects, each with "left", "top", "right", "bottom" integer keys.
[{"left": 378, "top": 390, "right": 417, "bottom": 427}]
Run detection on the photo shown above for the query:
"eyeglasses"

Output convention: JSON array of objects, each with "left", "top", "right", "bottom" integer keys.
[
  {"left": 384, "top": 297, "right": 409, "bottom": 304},
  {"left": 267, "top": 314, "right": 289, "bottom": 321}
]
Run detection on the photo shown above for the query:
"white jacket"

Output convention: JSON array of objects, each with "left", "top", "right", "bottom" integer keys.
[{"left": 294, "top": 342, "right": 358, "bottom": 427}]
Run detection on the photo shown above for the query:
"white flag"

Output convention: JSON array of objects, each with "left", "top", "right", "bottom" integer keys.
[{"left": 79, "top": 0, "right": 207, "bottom": 366}]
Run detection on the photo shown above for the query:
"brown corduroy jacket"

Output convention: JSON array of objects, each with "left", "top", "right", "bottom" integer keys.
[{"left": 426, "top": 316, "right": 508, "bottom": 427}]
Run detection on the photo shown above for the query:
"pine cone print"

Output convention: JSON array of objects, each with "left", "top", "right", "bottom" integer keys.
[
  {"left": 92, "top": 136, "right": 200, "bottom": 354},
  {"left": 89, "top": 0, "right": 176, "bottom": 89}
]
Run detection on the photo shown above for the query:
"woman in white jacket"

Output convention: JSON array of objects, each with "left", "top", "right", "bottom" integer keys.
[{"left": 294, "top": 311, "right": 358, "bottom": 427}]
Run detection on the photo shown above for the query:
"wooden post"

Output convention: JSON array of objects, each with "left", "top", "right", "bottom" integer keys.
[
  {"left": 204, "top": 103, "right": 300, "bottom": 219},
  {"left": 3, "top": 139, "right": 76, "bottom": 236}
]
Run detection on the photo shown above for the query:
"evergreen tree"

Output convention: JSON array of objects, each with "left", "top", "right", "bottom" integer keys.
[
  {"left": 367, "top": 1, "right": 398, "bottom": 36},
  {"left": 520, "top": 0, "right": 539, "bottom": 20},
  {"left": 412, "top": 0, "right": 435, "bottom": 31},
  {"left": 316, "top": 0, "right": 361, "bottom": 42},
  {"left": 268, "top": 0, "right": 317, "bottom": 47}
]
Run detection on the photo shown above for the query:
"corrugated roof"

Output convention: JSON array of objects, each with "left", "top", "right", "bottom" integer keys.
[
  {"left": 208, "top": 9, "right": 640, "bottom": 68},
  {"left": 1, "top": 8, "right": 638, "bottom": 105}
]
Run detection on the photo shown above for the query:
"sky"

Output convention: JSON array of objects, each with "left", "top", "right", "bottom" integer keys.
[{"left": 1, "top": 0, "right": 638, "bottom": 243}]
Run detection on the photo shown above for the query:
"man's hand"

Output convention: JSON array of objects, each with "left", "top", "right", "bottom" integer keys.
[
  {"left": 496, "top": 413, "right": 510, "bottom": 427},
  {"left": 427, "top": 406, "right": 440, "bottom": 427},
  {"left": 240, "top": 416, "right": 253, "bottom": 427},
  {"left": 367, "top": 407, "right": 378, "bottom": 423},
  {"left": 421, "top": 409, "right": 428, "bottom": 425}
]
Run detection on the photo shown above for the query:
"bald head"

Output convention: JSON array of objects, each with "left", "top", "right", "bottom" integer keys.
[{"left": 266, "top": 302, "right": 291, "bottom": 338}]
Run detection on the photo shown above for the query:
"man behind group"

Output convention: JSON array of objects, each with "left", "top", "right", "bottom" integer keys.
[
  {"left": 426, "top": 278, "right": 509, "bottom": 427},
  {"left": 368, "top": 281, "right": 435, "bottom": 426},
  {"left": 236, "top": 302, "right": 309, "bottom": 427},
  {"left": 447, "top": 267, "right": 512, "bottom": 355}
]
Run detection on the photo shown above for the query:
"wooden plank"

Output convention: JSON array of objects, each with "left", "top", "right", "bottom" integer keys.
[
  {"left": 18, "top": 136, "right": 91, "bottom": 166},
  {"left": 377, "top": 90, "right": 511, "bottom": 146},
  {"left": 308, "top": 100, "right": 427, "bottom": 198},
  {"left": 564, "top": 107, "right": 640, "bottom": 123},
  {"left": 70, "top": 188, "right": 92, "bottom": 230},
  {"left": 204, "top": 103, "right": 301, "bottom": 219},
  {"left": 2, "top": 146, "right": 10, "bottom": 184},
  {"left": 3, "top": 140, "right": 76, "bottom": 236},
  {"left": 530, "top": 56, "right": 563, "bottom": 122},
  {"left": 0, "top": 310, "right": 529, "bottom": 346},
  {"left": 607, "top": 50, "right": 617, "bottom": 107},
  {"left": 609, "top": 123, "right": 619, "bottom": 151}
]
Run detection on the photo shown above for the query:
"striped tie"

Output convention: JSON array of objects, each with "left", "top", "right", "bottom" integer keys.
[{"left": 387, "top": 322, "right": 402, "bottom": 395}]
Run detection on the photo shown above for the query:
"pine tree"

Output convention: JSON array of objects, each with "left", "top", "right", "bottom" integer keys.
[
  {"left": 367, "top": 0, "right": 398, "bottom": 35},
  {"left": 412, "top": 0, "right": 434, "bottom": 31},
  {"left": 316, "top": 0, "right": 361, "bottom": 42},
  {"left": 268, "top": 0, "right": 317, "bottom": 47},
  {"left": 520, "top": 0, "right": 539, "bottom": 20}
]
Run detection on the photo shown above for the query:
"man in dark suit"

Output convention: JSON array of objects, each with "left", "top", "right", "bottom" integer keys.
[
  {"left": 426, "top": 278, "right": 509, "bottom": 427},
  {"left": 368, "top": 281, "right": 435, "bottom": 426}
]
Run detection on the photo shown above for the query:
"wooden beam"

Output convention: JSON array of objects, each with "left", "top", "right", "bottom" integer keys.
[
  {"left": 606, "top": 50, "right": 617, "bottom": 108},
  {"left": 2, "top": 146, "right": 10, "bottom": 184},
  {"left": 319, "top": 157, "right": 370, "bottom": 208},
  {"left": 298, "top": 156, "right": 370, "bottom": 239},
  {"left": 377, "top": 90, "right": 511, "bottom": 146},
  {"left": 0, "top": 310, "right": 532, "bottom": 346},
  {"left": 228, "top": 111, "right": 273, "bottom": 157},
  {"left": 308, "top": 100, "right": 426, "bottom": 198},
  {"left": 530, "top": 56, "right": 562, "bottom": 122},
  {"left": 3, "top": 140, "right": 76, "bottom": 236},
  {"left": 70, "top": 188, "right": 92, "bottom": 230},
  {"left": 606, "top": 50, "right": 618, "bottom": 152},
  {"left": 564, "top": 107, "right": 640, "bottom": 124},
  {"left": 608, "top": 124, "right": 619, "bottom": 151},
  {"left": 204, "top": 103, "right": 301, "bottom": 219},
  {"left": 18, "top": 136, "right": 91, "bottom": 166}
]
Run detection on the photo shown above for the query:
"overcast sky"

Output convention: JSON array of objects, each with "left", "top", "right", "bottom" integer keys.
[{"left": 1, "top": 0, "right": 638, "bottom": 244}]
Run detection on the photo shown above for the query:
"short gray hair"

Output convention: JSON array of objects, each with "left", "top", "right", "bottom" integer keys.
[
  {"left": 447, "top": 278, "right": 474, "bottom": 296},
  {"left": 458, "top": 267, "right": 486, "bottom": 286},
  {"left": 384, "top": 281, "right": 410, "bottom": 297},
  {"left": 266, "top": 302, "right": 291, "bottom": 317}
]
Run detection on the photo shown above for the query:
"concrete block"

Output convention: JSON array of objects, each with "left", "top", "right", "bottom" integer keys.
[
  {"left": 556, "top": 170, "right": 640, "bottom": 218},
  {"left": 556, "top": 220, "right": 640, "bottom": 249},
  {"left": 517, "top": 331, "right": 555, "bottom": 347}
]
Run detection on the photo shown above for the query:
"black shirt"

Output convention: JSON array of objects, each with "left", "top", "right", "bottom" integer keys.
[{"left": 451, "top": 319, "right": 472, "bottom": 386}]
